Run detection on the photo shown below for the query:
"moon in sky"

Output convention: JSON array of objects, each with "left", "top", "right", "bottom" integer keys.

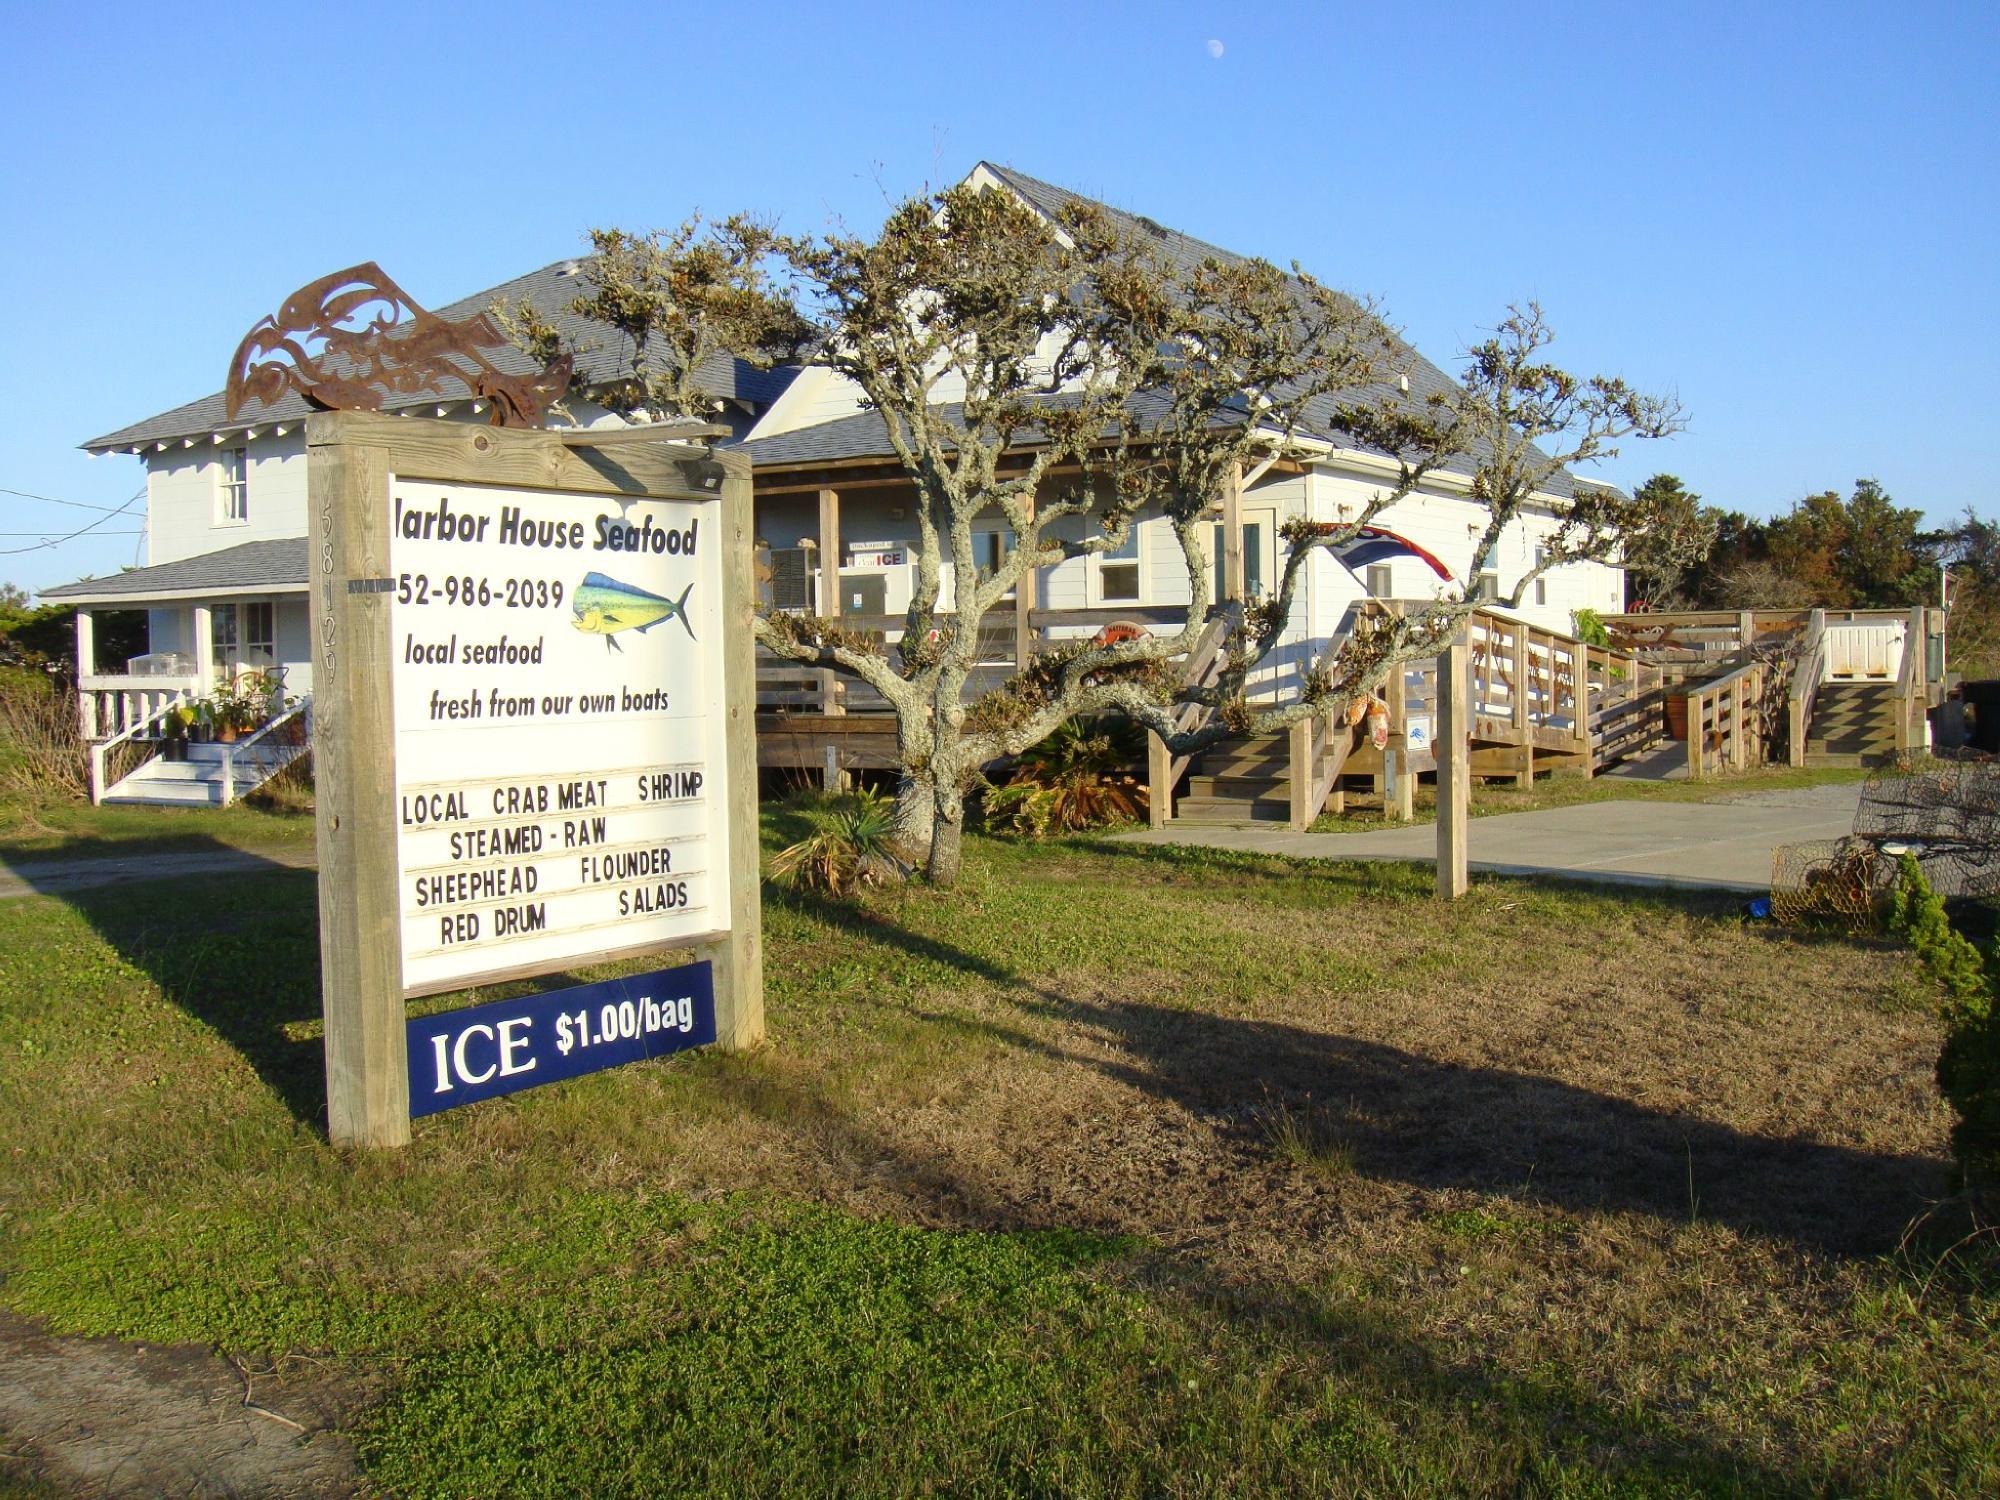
[{"left": 1206, "top": 38, "right": 1225, "bottom": 59}]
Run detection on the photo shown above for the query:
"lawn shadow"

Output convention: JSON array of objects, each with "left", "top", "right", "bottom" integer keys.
[
  {"left": 694, "top": 1000, "right": 1844, "bottom": 1497},
  {"left": 786, "top": 876, "right": 1944, "bottom": 1258},
  {"left": 10, "top": 838, "right": 332, "bottom": 1128}
]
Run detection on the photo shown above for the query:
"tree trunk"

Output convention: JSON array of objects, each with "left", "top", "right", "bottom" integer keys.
[
  {"left": 925, "top": 804, "right": 964, "bottom": 887},
  {"left": 892, "top": 770, "right": 935, "bottom": 864}
]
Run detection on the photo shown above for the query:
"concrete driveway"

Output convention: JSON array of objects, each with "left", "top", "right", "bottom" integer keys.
[{"left": 1120, "top": 782, "right": 1865, "bottom": 892}]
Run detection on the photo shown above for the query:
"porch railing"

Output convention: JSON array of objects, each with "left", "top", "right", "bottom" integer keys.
[
  {"left": 88, "top": 694, "right": 192, "bottom": 804},
  {"left": 756, "top": 604, "right": 1194, "bottom": 715},
  {"left": 1683, "top": 658, "right": 1766, "bottom": 778},
  {"left": 79, "top": 674, "right": 199, "bottom": 741}
]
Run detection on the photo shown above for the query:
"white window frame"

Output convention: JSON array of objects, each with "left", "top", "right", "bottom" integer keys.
[
  {"left": 1094, "top": 520, "right": 1144, "bottom": 606},
  {"left": 1476, "top": 540, "right": 1502, "bottom": 604},
  {"left": 1533, "top": 547, "right": 1549, "bottom": 608},
  {"left": 1365, "top": 563, "right": 1393, "bottom": 599},
  {"left": 244, "top": 600, "right": 276, "bottom": 665},
  {"left": 210, "top": 603, "right": 240, "bottom": 666},
  {"left": 217, "top": 447, "right": 249, "bottom": 525}
]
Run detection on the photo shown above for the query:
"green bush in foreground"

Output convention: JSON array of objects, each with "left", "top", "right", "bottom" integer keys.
[{"left": 1888, "top": 854, "right": 2000, "bottom": 1201}]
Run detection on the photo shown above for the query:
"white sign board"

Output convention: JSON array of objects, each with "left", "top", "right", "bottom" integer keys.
[
  {"left": 1405, "top": 714, "right": 1433, "bottom": 755},
  {"left": 387, "top": 478, "right": 729, "bottom": 993}
]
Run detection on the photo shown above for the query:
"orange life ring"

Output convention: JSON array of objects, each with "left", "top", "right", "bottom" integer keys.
[{"left": 1094, "top": 622, "right": 1148, "bottom": 647}]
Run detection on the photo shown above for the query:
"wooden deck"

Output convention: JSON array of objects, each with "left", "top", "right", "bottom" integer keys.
[{"left": 756, "top": 602, "right": 1676, "bottom": 831}]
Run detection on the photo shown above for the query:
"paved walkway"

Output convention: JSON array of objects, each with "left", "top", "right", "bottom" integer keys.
[
  {"left": 0, "top": 846, "right": 315, "bottom": 901},
  {"left": 1119, "top": 783, "right": 1863, "bottom": 892}
]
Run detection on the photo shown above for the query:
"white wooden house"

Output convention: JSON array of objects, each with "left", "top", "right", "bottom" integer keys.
[{"left": 48, "top": 162, "right": 1626, "bottom": 806}]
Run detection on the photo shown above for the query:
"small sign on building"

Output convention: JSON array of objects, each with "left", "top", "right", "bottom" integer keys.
[{"left": 306, "top": 414, "right": 762, "bottom": 1149}]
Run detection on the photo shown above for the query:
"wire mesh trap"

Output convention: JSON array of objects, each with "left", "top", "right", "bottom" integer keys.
[{"left": 1771, "top": 754, "right": 2000, "bottom": 928}]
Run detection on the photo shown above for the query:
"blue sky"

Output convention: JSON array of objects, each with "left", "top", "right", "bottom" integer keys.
[{"left": 2, "top": 0, "right": 1994, "bottom": 593}]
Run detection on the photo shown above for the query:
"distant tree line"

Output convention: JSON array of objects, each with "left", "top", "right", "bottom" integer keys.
[{"left": 1622, "top": 476, "right": 2000, "bottom": 675}]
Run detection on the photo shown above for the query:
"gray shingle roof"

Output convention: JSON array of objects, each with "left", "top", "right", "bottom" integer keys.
[
  {"left": 746, "top": 164, "right": 1591, "bottom": 500},
  {"left": 83, "top": 259, "right": 801, "bottom": 452},
  {"left": 39, "top": 539, "right": 308, "bottom": 602}
]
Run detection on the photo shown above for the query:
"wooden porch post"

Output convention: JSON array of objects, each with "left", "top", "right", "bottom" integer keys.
[
  {"left": 191, "top": 603, "right": 214, "bottom": 694},
  {"left": 1437, "top": 632, "right": 1470, "bottom": 899},
  {"left": 1147, "top": 731, "right": 1172, "bottom": 829},
  {"left": 73, "top": 608, "right": 96, "bottom": 739},
  {"left": 1222, "top": 461, "right": 1245, "bottom": 603},
  {"left": 1385, "top": 649, "right": 1411, "bottom": 821},
  {"left": 1511, "top": 623, "right": 1533, "bottom": 789},
  {"left": 1014, "top": 497, "right": 1036, "bottom": 671},
  {"left": 1287, "top": 717, "right": 1314, "bottom": 831},
  {"left": 817, "top": 487, "right": 842, "bottom": 715}
]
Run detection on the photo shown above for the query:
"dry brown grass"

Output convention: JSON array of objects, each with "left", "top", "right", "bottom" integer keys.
[{"left": 579, "top": 846, "right": 1977, "bottom": 1487}]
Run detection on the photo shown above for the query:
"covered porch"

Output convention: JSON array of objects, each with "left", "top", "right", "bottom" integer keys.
[
  {"left": 40, "top": 540, "right": 315, "bottom": 806},
  {"left": 39, "top": 539, "right": 312, "bottom": 742}
]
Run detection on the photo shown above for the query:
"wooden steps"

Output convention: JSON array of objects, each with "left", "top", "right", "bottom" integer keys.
[
  {"left": 1173, "top": 732, "right": 1291, "bottom": 825},
  {"left": 1806, "top": 681, "right": 1901, "bottom": 766}
]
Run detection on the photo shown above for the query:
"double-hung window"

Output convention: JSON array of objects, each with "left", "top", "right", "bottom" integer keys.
[
  {"left": 1476, "top": 542, "right": 1502, "bottom": 603},
  {"left": 210, "top": 604, "right": 240, "bottom": 666},
  {"left": 218, "top": 447, "right": 249, "bottom": 523},
  {"left": 245, "top": 602, "right": 276, "bottom": 665},
  {"left": 1533, "top": 547, "right": 1549, "bottom": 607},
  {"left": 1098, "top": 525, "right": 1141, "bottom": 604}
]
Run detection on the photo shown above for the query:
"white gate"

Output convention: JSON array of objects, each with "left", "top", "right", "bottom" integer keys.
[{"left": 1825, "top": 619, "right": 1904, "bottom": 680}]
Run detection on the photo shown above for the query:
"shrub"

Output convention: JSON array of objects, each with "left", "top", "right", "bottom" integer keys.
[
  {"left": 1888, "top": 855, "right": 2000, "bottom": 1206},
  {"left": 983, "top": 716, "right": 1147, "bottom": 837},
  {"left": 1571, "top": 607, "right": 1611, "bottom": 648},
  {"left": 766, "top": 788, "right": 908, "bottom": 896},
  {"left": 1887, "top": 853, "right": 1990, "bottom": 1021},
  {"left": 0, "top": 668, "right": 88, "bottom": 801}
]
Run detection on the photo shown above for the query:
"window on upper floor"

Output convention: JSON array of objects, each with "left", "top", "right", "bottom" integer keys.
[
  {"left": 1533, "top": 547, "right": 1549, "bottom": 607},
  {"left": 1365, "top": 563, "right": 1393, "bottom": 599},
  {"left": 217, "top": 447, "right": 249, "bottom": 524}
]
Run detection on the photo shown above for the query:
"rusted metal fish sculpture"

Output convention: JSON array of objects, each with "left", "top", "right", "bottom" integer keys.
[{"left": 225, "top": 262, "right": 572, "bottom": 428}]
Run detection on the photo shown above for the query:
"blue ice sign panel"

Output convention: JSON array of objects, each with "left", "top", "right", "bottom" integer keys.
[{"left": 408, "top": 962, "right": 716, "bottom": 1118}]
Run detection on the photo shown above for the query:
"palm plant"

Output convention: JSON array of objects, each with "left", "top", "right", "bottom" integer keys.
[
  {"left": 767, "top": 787, "right": 909, "bottom": 896},
  {"left": 982, "top": 716, "right": 1148, "bottom": 837}
]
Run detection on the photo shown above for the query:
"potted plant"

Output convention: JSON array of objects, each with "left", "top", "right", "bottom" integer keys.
[
  {"left": 197, "top": 672, "right": 274, "bottom": 744},
  {"left": 160, "top": 703, "right": 196, "bottom": 761}
]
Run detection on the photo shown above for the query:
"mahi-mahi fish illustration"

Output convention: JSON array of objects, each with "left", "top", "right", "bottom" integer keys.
[{"left": 570, "top": 572, "right": 696, "bottom": 652}]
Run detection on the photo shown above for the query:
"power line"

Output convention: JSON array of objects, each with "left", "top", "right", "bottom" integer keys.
[
  {"left": 0, "top": 530, "right": 144, "bottom": 537},
  {"left": 0, "top": 490, "right": 145, "bottom": 557},
  {"left": 0, "top": 484, "right": 133, "bottom": 515}
]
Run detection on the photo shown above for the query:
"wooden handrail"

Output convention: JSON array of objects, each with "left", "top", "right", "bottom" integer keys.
[
  {"left": 1682, "top": 659, "right": 1765, "bottom": 778},
  {"left": 88, "top": 690, "right": 195, "bottom": 804},
  {"left": 1787, "top": 609, "right": 1828, "bottom": 768}
]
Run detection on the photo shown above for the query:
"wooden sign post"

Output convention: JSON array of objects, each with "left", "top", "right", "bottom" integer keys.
[
  {"left": 306, "top": 413, "right": 762, "bottom": 1149},
  {"left": 1435, "top": 629, "right": 1471, "bottom": 900}
]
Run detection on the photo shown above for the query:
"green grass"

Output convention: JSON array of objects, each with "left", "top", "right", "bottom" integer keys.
[
  {"left": 0, "top": 814, "right": 1994, "bottom": 1496},
  {"left": 1310, "top": 762, "right": 1873, "bottom": 833},
  {"left": 0, "top": 790, "right": 315, "bottom": 861}
]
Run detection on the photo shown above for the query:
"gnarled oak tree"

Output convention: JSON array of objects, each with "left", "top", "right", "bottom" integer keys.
[{"left": 520, "top": 187, "right": 1684, "bottom": 885}]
